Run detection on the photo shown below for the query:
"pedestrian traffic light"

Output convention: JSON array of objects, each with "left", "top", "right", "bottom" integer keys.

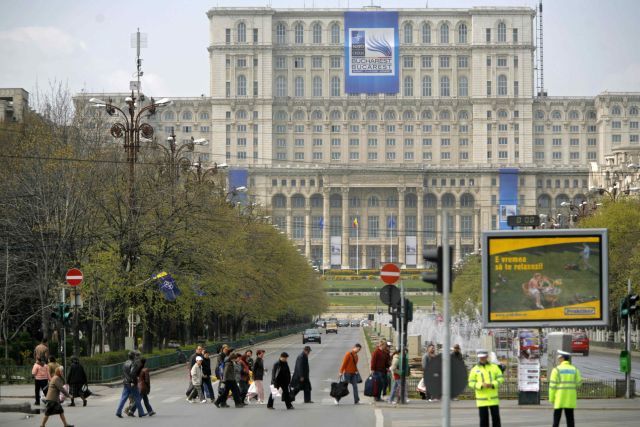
[
  {"left": 421, "top": 246, "right": 453, "bottom": 293},
  {"left": 404, "top": 298, "right": 413, "bottom": 323},
  {"left": 620, "top": 296, "right": 630, "bottom": 319},
  {"left": 62, "top": 304, "right": 73, "bottom": 326},
  {"left": 629, "top": 294, "right": 639, "bottom": 315}
]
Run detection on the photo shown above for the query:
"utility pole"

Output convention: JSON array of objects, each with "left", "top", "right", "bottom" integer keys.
[
  {"left": 72, "top": 288, "right": 80, "bottom": 357},
  {"left": 442, "top": 224, "right": 451, "bottom": 427},
  {"left": 626, "top": 278, "right": 631, "bottom": 399},
  {"left": 400, "top": 280, "right": 406, "bottom": 403},
  {"left": 60, "top": 288, "right": 67, "bottom": 374}
]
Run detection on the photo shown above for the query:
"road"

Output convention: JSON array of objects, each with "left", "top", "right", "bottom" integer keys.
[
  {"left": 0, "top": 326, "right": 375, "bottom": 427},
  {"left": 571, "top": 347, "right": 640, "bottom": 393}
]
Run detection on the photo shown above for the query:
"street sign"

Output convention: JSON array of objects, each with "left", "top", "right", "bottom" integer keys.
[
  {"left": 65, "top": 268, "right": 83, "bottom": 287},
  {"left": 380, "top": 263, "right": 400, "bottom": 285},
  {"left": 380, "top": 284, "right": 401, "bottom": 306}
]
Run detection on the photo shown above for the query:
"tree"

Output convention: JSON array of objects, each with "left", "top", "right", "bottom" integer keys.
[{"left": 451, "top": 254, "right": 482, "bottom": 316}]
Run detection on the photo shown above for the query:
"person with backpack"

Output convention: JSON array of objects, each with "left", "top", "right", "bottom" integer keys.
[
  {"left": 214, "top": 353, "right": 244, "bottom": 408},
  {"left": 67, "top": 356, "right": 88, "bottom": 407},
  {"left": 115, "top": 351, "right": 147, "bottom": 418}
]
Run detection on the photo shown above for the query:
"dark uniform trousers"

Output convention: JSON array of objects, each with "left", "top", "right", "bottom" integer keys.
[
  {"left": 553, "top": 408, "right": 575, "bottom": 427},
  {"left": 478, "top": 405, "right": 501, "bottom": 427}
]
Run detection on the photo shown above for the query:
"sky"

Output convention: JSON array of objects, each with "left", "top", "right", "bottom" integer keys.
[{"left": 1, "top": 0, "right": 639, "bottom": 98}]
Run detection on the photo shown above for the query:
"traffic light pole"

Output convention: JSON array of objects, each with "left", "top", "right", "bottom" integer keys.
[
  {"left": 400, "top": 280, "right": 406, "bottom": 404},
  {"left": 442, "top": 225, "right": 451, "bottom": 427},
  {"left": 72, "top": 288, "right": 79, "bottom": 357},
  {"left": 60, "top": 288, "right": 67, "bottom": 374},
  {"left": 626, "top": 278, "right": 631, "bottom": 399}
]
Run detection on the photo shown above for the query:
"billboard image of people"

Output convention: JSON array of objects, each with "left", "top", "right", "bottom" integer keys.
[{"left": 482, "top": 229, "right": 608, "bottom": 327}]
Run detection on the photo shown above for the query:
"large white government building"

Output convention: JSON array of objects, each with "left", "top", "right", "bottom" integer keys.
[{"left": 81, "top": 6, "right": 640, "bottom": 270}]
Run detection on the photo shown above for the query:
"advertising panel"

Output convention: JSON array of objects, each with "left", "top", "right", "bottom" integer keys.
[
  {"left": 330, "top": 236, "right": 342, "bottom": 266},
  {"left": 344, "top": 11, "right": 399, "bottom": 94},
  {"left": 405, "top": 236, "right": 417, "bottom": 266},
  {"left": 482, "top": 229, "right": 608, "bottom": 328},
  {"left": 499, "top": 168, "right": 519, "bottom": 230}
]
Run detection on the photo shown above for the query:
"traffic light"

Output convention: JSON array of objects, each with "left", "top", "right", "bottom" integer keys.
[
  {"left": 620, "top": 296, "right": 630, "bottom": 319},
  {"left": 50, "top": 303, "right": 61, "bottom": 321},
  {"left": 629, "top": 294, "right": 639, "bottom": 315},
  {"left": 62, "top": 304, "right": 73, "bottom": 326},
  {"left": 404, "top": 298, "right": 414, "bottom": 323},
  {"left": 421, "top": 246, "right": 453, "bottom": 293}
]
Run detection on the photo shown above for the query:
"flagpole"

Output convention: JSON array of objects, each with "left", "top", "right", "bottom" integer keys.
[{"left": 356, "top": 222, "right": 359, "bottom": 275}]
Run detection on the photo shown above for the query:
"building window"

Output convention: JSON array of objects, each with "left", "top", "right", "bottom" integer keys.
[
  {"left": 587, "top": 152, "right": 597, "bottom": 160},
  {"left": 440, "top": 76, "right": 450, "bottom": 97},
  {"left": 439, "top": 55, "right": 450, "bottom": 68},
  {"left": 236, "top": 75, "right": 247, "bottom": 96},
  {"left": 458, "top": 55, "right": 468, "bottom": 68},
  {"left": 275, "top": 76, "right": 287, "bottom": 97},
  {"left": 403, "top": 76, "right": 413, "bottom": 97},
  {"left": 330, "top": 23, "right": 340, "bottom": 44},
  {"left": 440, "top": 23, "right": 449, "bottom": 43},
  {"left": 403, "top": 55, "right": 414, "bottom": 68},
  {"left": 404, "top": 22, "right": 413, "bottom": 44},
  {"left": 422, "top": 76, "right": 432, "bottom": 97},
  {"left": 421, "top": 55, "right": 432, "bottom": 68},
  {"left": 293, "top": 216, "right": 305, "bottom": 239},
  {"left": 294, "top": 56, "right": 304, "bottom": 69},
  {"left": 275, "top": 23, "right": 286, "bottom": 44},
  {"left": 422, "top": 23, "right": 431, "bottom": 43},
  {"left": 486, "top": 28, "right": 491, "bottom": 42},
  {"left": 461, "top": 215, "right": 473, "bottom": 239},
  {"left": 294, "top": 23, "right": 304, "bottom": 44},
  {"left": 312, "top": 23, "right": 322, "bottom": 44},
  {"left": 514, "top": 81, "right": 519, "bottom": 97},
  {"left": 331, "top": 152, "right": 341, "bottom": 161},
  {"left": 225, "top": 28, "right": 231, "bottom": 44},
  {"left": 497, "top": 22, "right": 507, "bottom": 42},
  {"left": 294, "top": 76, "right": 304, "bottom": 97},
  {"left": 497, "top": 75, "right": 507, "bottom": 96},
  {"left": 330, "top": 56, "right": 341, "bottom": 68},
  {"left": 512, "top": 28, "right": 518, "bottom": 42},
  {"left": 458, "top": 23, "right": 467, "bottom": 43},
  {"left": 458, "top": 76, "right": 468, "bottom": 97},
  {"left": 487, "top": 81, "right": 492, "bottom": 96},
  {"left": 312, "top": 76, "right": 322, "bottom": 97},
  {"left": 386, "top": 152, "right": 396, "bottom": 160},
  {"left": 237, "top": 22, "right": 246, "bottom": 42},
  {"left": 330, "top": 76, "right": 341, "bottom": 96},
  {"left": 312, "top": 56, "right": 322, "bottom": 68}
]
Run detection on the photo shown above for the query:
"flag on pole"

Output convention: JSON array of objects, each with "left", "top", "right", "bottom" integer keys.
[
  {"left": 387, "top": 216, "right": 396, "bottom": 229},
  {"left": 152, "top": 271, "right": 181, "bottom": 302},
  {"left": 319, "top": 217, "right": 324, "bottom": 230},
  {"left": 352, "top": 217, "right": 358, "bottom": 228}
]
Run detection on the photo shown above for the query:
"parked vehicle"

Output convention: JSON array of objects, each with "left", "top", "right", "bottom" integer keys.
[
  {"left": 325, "top": 321, "right": 338, "bottom": 334},
  {"left": 571, "top": 332, "right": 590, "bottom": 356},
  {"left": 350, "top": 319, "right": 360, "bottom": 327},
  {"left": 337, "top": 319, "right": 350, "bottom": 327},
  {"left": 315, "top": 318, "right": 326, "bottom": 328},
  {"left": 303, "top": 329, "right": 322, "bottom": 344}
]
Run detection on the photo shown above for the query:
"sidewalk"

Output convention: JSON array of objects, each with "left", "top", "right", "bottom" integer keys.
[{"left": 374, "top": 397, "right": 640, "bottom": 411}]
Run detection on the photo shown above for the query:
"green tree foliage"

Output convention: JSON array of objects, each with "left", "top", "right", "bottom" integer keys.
[{"left": 451, "top": 254, "right": 482, "bottom": 315}]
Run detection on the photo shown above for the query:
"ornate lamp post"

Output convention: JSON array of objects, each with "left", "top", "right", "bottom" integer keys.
[
  {"left": 89, "top": 92, "right": 171, "bottom": 271},
  {"left": 188, "top": 158, "right": 228, "bottom": 184}
]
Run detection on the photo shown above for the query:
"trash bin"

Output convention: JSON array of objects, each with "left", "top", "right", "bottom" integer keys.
[{"left": 615, "top": 379, "right": 636, "bottom": 397}]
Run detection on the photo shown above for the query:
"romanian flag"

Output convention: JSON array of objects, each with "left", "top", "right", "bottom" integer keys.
[{"left": 352, "top": 217, "right": 358, "bottom": 228}]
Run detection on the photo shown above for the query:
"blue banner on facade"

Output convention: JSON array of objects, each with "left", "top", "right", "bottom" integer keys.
[
  {"left": 228, "top": 168, "right": 248, "bottom": 205},
  {"left": 344, "top": 11, "right": 399, "bottom": 94},
  {"left": 499, "top": 168, "right": 519, "bottom": 230}
]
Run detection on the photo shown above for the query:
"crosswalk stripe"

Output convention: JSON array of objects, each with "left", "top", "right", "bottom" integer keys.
[{"left": 161, "top": 396, "right": 184, "bottom": 403}]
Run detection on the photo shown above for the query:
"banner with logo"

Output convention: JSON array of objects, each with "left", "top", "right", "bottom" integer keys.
[
  {"left": 330, "top": 236, "right": 342, "bottom": 266},
  {"left": 344, "top": 11, "right": 399, "bottom": 94},
  {"left": 499, "top": 168, "right": 518, "bottom": 230},
  {"left": 406, "top": 236, "right": 417, "bottom": 266}
]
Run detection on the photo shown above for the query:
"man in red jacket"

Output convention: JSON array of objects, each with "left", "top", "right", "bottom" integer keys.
[{"left": 370, "top": 340, "right": 391, "bottom": 402}]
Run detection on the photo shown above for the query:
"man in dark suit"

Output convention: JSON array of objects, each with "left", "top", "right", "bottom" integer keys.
[
  {"left": 291, "top": 346, "right": 313, "bottom": 403},
  {"left": 267, "top": 352, "right": 293, "bottom": 410}
]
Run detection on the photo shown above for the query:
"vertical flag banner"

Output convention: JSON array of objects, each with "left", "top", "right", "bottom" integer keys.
[
  {"left": 406, "top": 236, "right": 417, "bottom": 266},
  {"left": 344, "top": 11, "right": 399, "bottom": 94},
  {"left": 499, "top": 168, "right": 519, "bottom": 230},
  {"left": 330, "top": 236, "right": 342, "bottom": 266}
]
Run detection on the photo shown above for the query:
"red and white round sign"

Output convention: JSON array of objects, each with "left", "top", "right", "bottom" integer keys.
[
  {"left": 65, "top": 268, "right": 83, "bottom": 287},
  {"left": 380, "top": 263, "right": 400, "bottom": 285}
]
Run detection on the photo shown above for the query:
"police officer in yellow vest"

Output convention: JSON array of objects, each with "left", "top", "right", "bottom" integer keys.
[
  {"left": 549, "top": 350, "right": 582, "bottom": 427},
  {"left": 468, "top": 349, "right": 504, "bottom": 427}
]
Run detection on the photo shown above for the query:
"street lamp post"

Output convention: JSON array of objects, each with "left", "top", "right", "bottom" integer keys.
[
  {"left": 89, "top": 93, "right": 171, "bottom": 271},
  {"left": 189, "top": 159, "right": 228, "bottom": 184}
]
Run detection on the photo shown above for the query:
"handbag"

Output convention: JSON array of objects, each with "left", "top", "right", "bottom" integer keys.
[
  {"left": 81, "top": 384, "right": 93, "bottom": 398},
  {"left": 417, "top": 378, "right": 426, "bottom": 393},
  {"left": 270, "top": 384, "right": 281, "bottom": 397},
  {"left": 247, "top": 382, "right": 257, "bottom": 395}
]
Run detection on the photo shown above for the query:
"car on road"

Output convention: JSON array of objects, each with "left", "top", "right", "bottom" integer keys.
[
  {"left": 303, "top": 328, "right": 322, "bottom": 344},
  {"left": 325, "top": 321, "right": 338, "bottom": 334},
  {"left": 350, "top": 319, "right": 360, "bottom": 327},
  {"left": 571, "top": 332, "right": 590, "bottom": 356},
  {"left": 315, "top": 318, "right": 326, "bottom": 328},
  {"left": 338, "top": 319, "right": 350, "bottom": 327}
]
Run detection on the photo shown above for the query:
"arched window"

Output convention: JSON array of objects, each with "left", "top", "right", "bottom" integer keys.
[
  {"left": 294, "top": 76, "right": 305, "bottom": 97},
  {"left": 386, "top": 197, "right": 398, "bottom": 208},
  {"left": 440, "top": 76, "right": 450, "bottom": 97},
  {"left": 421, "top": 110, "right": 433, "bottom": 120},
  {"left": 404, "top": 22, "right": 413, "bottom": 44},
  {"left": 424, "top": 193, "right": 437, "bottom": 208},
  {"left": 403, "top": 76, "right": 414, "bottom": 97},
  {"left": 182, "top": 111, "right": 193, "bottom": 120},
  {"left": 330, "top": 76, "right": 341, "bottom": 97},
  {"left": 310, "top": 194, "right": 323, "bottom": 208},
  {"left": 497, "top": 22, "right": 507, "bottom": 42},
  {"left": 611, "top": 105, "right": 622, "bottom": 115},
  {"left": 237, "top": 75, "right": 247, "bottom": 96},
  {"left": 330, "top": 110, "right": 342, "bottom": 120},
  {"left": 367, "top": 196, "right": 380, "bottom": 207},
  {"left": 498, "top": 109, "right": 509, "bottom": 119},
  {"left": 199, "top": 112, "right": 209, "bottom": 120},
  {"left": 535, "top": 110, "right": 545, "bottom": 120},
  {"left": 405, "top": 193, "right": 417, "bottom": 208},
  {"left": 292, "top": 110, "right": 305, "bottom": 121},
  {"left": 439, "top": 23, "right": 449, "bottom": 43},
  {"left": 630, "top": 106, "right": 639, "bottom": 116},
  {"left": 294, "top": 23, "right": 304, "bottom": 44},
  {"left": 275, "top": 76, "right": 287, "bottom": 97},
  {"left": 330, "top": 23, "right": 340, "bottom": 44},
  {"left": 312, "top": 23, "right": 322, "bottom": 44},
  {"left": 402, "top": 110, "right": 414, "bottom": 120},
  {"left": 349, "top": 196, "right": 361, "bottom": 208},
  {"left": 348, "top": 110, "right": 360, "bottom": 120},
  {"left": 384, "top": 110, "right": 397, "bottom": 120},
  {"left": 272, "top": 194, "right": 287, "bottom": 208},
  {"left": 458, "top": 23, "right": 467, "bottom": 43},
  {"left": 291, "top": 194, "right": 306, "bottom": 208},
  {"left": 439, "top": 110, "right": 451, "bottom": 121},
  {"left": 422, "top": 76, "right": 432, "bottom": 97},
  {"left": 330, "top": 193, "right": 342, "bottom": 208},
  {"left": 588, "top": 110, "right": 597, "bottom": 120},
  {"left": 569, "top": 110, "right": 580, "bottom": 120},
  {"left": 442, "top": 193, "right": 456, "bottom": 208},
  {"left": 537, "top": 194, "right": 551, "bottom": 209},
  {"left": 497, "top": 75, "right": 507, "bottom": 96},
  {"left": 458, "top": 76, "right": 468, "bottom": 97},
  {"left": 460, "top": 193, "right": 475, "bottom": 208},
  {"left": 421, "top": 23, "right": 431, "bottom": 43},
  {"left": 274, "top": 110, "right": 288, "bottom": 121},
  {"left": 458, "top": 110, "right": 469, "bottom": 120},
  {"left": 275, "top": 23, "right": 286, "bottom": 44},
  {"left": 163, "top": 111, "right": 175, "bottom": 121},
  {"left": 552, "top": 110, "right": 562, "bottom": 120},
  {"left": 311, "top": 110, "right": 323, "bottom": 120},
  {"left": 367, "top": 110, "right": 379, "bottom": 121},
  {"left": 555, "top": 194, "right": 570, "bottom": 208},
  {"left": 236, "top": 110, "right": 248, "bottom": 120},
  {"left": 312, "top": 76, "right": 322, "bottom": 97},
  {"left": 237, "top": 22, "right": 246, "bottom": 43}
]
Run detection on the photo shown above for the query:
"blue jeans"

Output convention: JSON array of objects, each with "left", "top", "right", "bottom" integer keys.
[
  {"left": 343, "top": 373, "right": 359, "bottom": 403},
  {"left": 116, "top": 383, "right": 146, "bottom": 416}
]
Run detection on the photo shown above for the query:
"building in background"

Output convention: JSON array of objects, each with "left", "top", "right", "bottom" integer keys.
[{"left": 0, "top": 88, "right": 29, "bottom": 123}]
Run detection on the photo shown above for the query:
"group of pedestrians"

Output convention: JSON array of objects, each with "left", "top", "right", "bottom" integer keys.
[
  {"left": 115, "top": 350, "right": 155, "bottom": 418},
  {"left": 368, "top": 340, "right": 411, "bottom": 404}
]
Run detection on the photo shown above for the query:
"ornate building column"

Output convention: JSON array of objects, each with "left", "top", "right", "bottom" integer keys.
[
  {"left": 474, "top": 209, "right": 480, "bottom": 252},
  {"left": 341, "top": 187, "right": 350, "bottom": 269},
  {"left": 436, "top": 210, "right": 442, "bottom": 247},
  {"left": 417, "top": 190, "right": 424, "bottom": 268},
  {"left": 322, "top": 188, "right": 330, "bottom": 269},
  {"left": 398, "top": 187, "right": 406, "bottom": 266}
]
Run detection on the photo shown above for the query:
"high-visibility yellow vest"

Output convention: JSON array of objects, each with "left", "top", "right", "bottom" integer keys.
[
  {"left": 468, "top": 362, "right": 504, "bottom": 407},
  {"left": 549, "top": 361, "right": 582, "bottom": 409}
]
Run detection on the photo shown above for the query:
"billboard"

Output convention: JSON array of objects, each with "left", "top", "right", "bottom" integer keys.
[
  {"left": 482, "top": 229, "right": 608, "bottom": 328},
  {"left": 330, "top": 236, "right": 342, "bottom": 266},
  {"left": 344, "top": 11, "right": 399, "bottom": 94},
  {"left": 499, "top": 168, "right": 518, "bottom": 230}
]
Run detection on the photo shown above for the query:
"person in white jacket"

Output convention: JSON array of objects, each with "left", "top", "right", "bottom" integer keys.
[{"left": 188, "top": 356, "right": 206, "bottom": 403}]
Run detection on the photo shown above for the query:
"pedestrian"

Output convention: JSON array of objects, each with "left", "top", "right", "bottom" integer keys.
[
  {"left": 41, "top": 366, "right": 73, "bottom": 427},
  {"left": 214, "top": 353, "right": 244, "bottom": 408},
  {"left": 214, "top": 344, "right": 232, "bottom": 391},
  {"left": 452, "top": 344, "right": 463, "bottom": 361},
  {"left": 202, "top": 350, "right": 215, "bottom": 402},
  {"left": 66, "top": 356, "right": 88, "bottom": 407},
  {"left": 124, "top": 351, "right": 144, "bottom": 416},
  {"left": 291, "top": 346, "right": 313, "bottom": 403},
  {"left": 32, "top": 357, "right": 50, "bottom": 406},
  {"left": 549, "top": 350, "right": 582, "bottom": 427},
  {"left": 188, "top": 356, "right": 207, "bottom": 403},
  {"left": 238, "top": 352, "right": 252, "bottom": 403},
  {"left": 188, "top": 345, "right": 204, "bottom": 369},
  {"left": 128, "top": 358, "right": 156, "bottom": 416},
  {"left": 468, "top": 349, "right": 504, "bottom": 427},
  {"left": 115, "top": 351, "right": 146, "bottom": 418},
  {"left": 370, "top": 340, "right": 391, "bottom": 402},
  {"left": 47, "top": 356, "right": 60, "bottom": 379},
  {"left": 338, "top": 343, "right": 362, "bottom": 405},
  {"left": 421, "top": 344, "right": 437, "bottom": 401},
  {"left": 244, "top": 349, "right": 254, "bottom": 371},
  {"left": 252, "top": 349, "right": 266, "bottom": 404},
  {"left": 267, "top": 352, "right": 293, "bottom": 410},
  {"left": 34, "top": 338, "right": 49, "bottom": 363},
  {"left": 389, "top": 348, "right": 409, "bottom": 404}
]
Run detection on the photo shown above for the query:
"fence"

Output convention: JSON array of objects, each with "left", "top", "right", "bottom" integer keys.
[{"left": 1, "top": 325, "right": 309, "bottom": 384}]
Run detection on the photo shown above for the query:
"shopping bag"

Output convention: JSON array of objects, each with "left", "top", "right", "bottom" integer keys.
[
  {"left": 270, "top": 384, "right": 281, "bottom": 397},
  {"left": 59, "top": 384, "right": 69, "bottom": 403},
  {"left": 248, "top": 382, "right": 257, "bottom": 395},
  {"left": 81, "top": 384, "right": 93, "bottom": 398},
  {"left": 330, "top": 381, "right": 349, "bottom": 401},
  {"left": 417, "top": 378, "right": 426, "bottom": 393}
]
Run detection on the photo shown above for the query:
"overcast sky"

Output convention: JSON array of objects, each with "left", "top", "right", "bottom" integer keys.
[{"left": 1, "top": 0, "right": 639, "bottom": 98}]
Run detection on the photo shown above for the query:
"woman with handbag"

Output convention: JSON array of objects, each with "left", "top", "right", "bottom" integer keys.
[
  {"left": 40, "top": 366, "right": 74, "bottom": 427},
  {"left": 67, "top": 356, "right": 88, "bottom": 407}
]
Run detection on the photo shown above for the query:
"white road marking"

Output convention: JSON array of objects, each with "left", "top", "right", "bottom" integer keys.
[
  {"left": 375, "top": 408, "right": 384, "bottom": 427},
  {"left": 161, "top": 396, "right": 184, "bottom": 403},
  {"left": 102, "top": 395, "right": 121, "bottom": 402}
]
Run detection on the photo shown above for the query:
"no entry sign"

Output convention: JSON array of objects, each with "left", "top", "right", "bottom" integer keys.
[
  {"left": 380, "top": 263, "right": 400, "bottom": 285},
  {"left": 65, "top": 268, "right": 83, "bottom": 287}
]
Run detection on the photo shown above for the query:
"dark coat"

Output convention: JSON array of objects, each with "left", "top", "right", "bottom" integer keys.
[
  {"left": 67, "top": 361, "right": 87, "bottom": 385},
  {"left": 202, "top": 357, "right": 212, "bottom": 376},
  {"left": 253, "top": 357, "right": 264, "bottom": 381},
  {"left": 291, "top": 352, "right": 310, "bottom": 386},
  {"left": 138, "top": 367, "right": 151, "bottom": 395},
  {"left": 271, "top": 360, "right": 291, "bottom": 388},
  {"left": 122, "top": 359, "right": 135, "bottom": 384},
  {"left": 223, "top": 357, "right": 236, "bottom": 382}
]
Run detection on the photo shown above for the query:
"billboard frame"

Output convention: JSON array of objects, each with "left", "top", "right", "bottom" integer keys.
[{"left": 482, "top": 228, "right": 608, "bottom": 328}]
